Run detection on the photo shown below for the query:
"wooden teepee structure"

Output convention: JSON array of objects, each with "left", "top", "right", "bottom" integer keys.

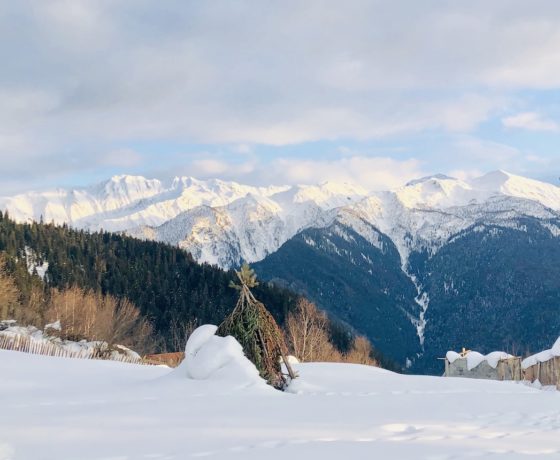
[{"left": 217, "top": 264, "right": 296, "bottom": 389}]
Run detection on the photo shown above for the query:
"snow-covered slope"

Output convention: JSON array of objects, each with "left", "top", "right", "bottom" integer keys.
[
  {"left": 1, "top": 171, "right": 559, "bottom": 270},
  {"left": 1, "top": 349, "right": 559, "bottom": 460},
  {"left": 0, "top": 175, "right": 289, "bottom": 232}
]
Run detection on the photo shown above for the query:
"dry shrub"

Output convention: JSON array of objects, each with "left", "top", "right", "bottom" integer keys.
[
  {"left": 46, "top": 286, "right": 154, "bottom": 354},
  {"left": 286, "top": 298, "right": 378, "bottom": 366},
  {"left": 285, "top": 298, "right": 343, "bottom": 362},
  {"left": 344, "top": 335, "right": 378, "bottom": 366}
]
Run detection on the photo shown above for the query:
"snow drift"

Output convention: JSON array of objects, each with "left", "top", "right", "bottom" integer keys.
[
  {"left": 2, "top": 343, "right": 560, "bottom": 459},
  {"left": 175, "top": 325, "right": 264, "bottom": 386}
]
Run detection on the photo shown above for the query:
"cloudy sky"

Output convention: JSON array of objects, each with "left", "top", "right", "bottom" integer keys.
[{"left": 1, "top": 0, "right": 559, "bottom": 194}]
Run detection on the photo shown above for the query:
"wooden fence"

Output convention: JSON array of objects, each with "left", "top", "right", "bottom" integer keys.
[
  {"left": 0, "top": 334, "right": 154, "bottom": 365},
  {"left": 523, "top": 357, "right": 560, "bottom": 389}
]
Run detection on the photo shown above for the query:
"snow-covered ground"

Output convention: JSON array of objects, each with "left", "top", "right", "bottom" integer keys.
[{"left": 1, "top": 349, "right": 559, "bottom": 460}]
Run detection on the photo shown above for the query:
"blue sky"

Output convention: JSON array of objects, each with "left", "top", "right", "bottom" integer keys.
[{"left": 0, "top": 1, "right": 559, "bottom": 194}]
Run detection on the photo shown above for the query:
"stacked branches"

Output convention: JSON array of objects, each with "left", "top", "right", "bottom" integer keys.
[{"left": 217, "top": 264, "right": 296, "bottom": 389}]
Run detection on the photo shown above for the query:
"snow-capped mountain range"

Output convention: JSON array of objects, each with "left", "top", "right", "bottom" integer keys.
[
  {"left": 3, "top": 170, "right": 560, "bottom": 369},
  {"left": 2, "top": 170, "right": 559, "bottom": 270}
]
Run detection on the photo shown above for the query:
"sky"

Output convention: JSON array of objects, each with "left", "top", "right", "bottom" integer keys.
[{"left": 1, "top": 0, "right": 559, "bottom": 194}]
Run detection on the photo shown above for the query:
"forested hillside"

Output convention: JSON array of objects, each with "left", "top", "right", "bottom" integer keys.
[
  {"left": 0, "top": 211, "right": 389, "bottom": 367},
  {"left": 254, "top": 221, "right": 422, "bottom": 364},
  {"left": 256, "top": 214, "right": 560, "bottom": 373},
  {"left": 413, "top": 219, "right": 560, "bottom": 373},
  {"left": 0, "top": 211, "right": 298, "bottom": 351}
]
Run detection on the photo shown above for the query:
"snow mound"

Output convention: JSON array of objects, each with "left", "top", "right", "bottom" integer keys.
[
  {"left": 485, "top": 351, "right": 514, "bottom": 368},
  {"left": 175, "top": 325, "right": 263, "bottom": 386},
  {"left": 446, "top": 350, "right": 514, "bottom": 370},
  {"left": 522, "top": 337, "right": 560, "bottom": 369},
  {"left": 466, "top": 352, "right": 487, "bottom": 370},
  {"left": 445, "top": 351, "right": 461, "bottom": 363},
  {"left": 184, "top": 324, "right": 218, "bottom": 358}
]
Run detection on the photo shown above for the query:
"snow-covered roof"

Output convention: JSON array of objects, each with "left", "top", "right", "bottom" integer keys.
[
  {"left": 521, "top": 337, "right": 560, "bottom": 369},
  {"left": 446, "top": 350, "right": 516, "bottom": 371}
]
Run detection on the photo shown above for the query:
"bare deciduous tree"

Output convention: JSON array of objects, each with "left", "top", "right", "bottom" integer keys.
[
  {"left": 0, "top": 256, "right": 20, "bottom": 321},
  {"left": 286, "top": 298, "right": 342, "bottom": 362},
  {"left": 286, "top": 297, "right": 378, "bottom": 366},
  {"left": 169, "top": 317, "right": 199, "bottom": 352},
  {"left": 18, "top": 283, "right": 47, "bottom": 327}
]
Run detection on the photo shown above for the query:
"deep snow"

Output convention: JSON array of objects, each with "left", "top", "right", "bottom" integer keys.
[
  {"left": 175, "top": 324, "right": 263, "bottom": 385},
  {"left": 1, "top": 349, "right": 560, "bottom": 460}
]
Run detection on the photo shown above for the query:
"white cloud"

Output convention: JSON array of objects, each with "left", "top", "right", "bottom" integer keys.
[
  {"left": 452, "top": 136, "right": 521, "bottom": 163},
  {"left": 0, "top": 1, "right": 555, "bottom": 150},
  {"left": 266, "top": 156, "right": 425, "bottom": 191},
  {"left": 233, "top": 144, "right": 253, "bottom": 155},
  {"left": 447, "top": 168, "right": 485, "bottom": 181},
  {"left": 189, "top": 158, "right": 232, "bottom": 176},
  {"left": 189, "top": 157, "right": 257, "bottom": 177},
  {"left": 99, "top": 148, "right": 142, "bottom": 168},
  {"left": 1, "top": 1, "right": 560, "bottom": 191},
  {"left": 160, "top": 153, "right": 425, "bottom": 191},
  {"left": 525, "top": 154, "right": 552, "bottom": 165},
  {"left": 502, "top": 112, "right": 559, "bottom": 132}
]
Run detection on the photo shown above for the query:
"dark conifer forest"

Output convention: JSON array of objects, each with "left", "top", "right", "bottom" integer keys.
[{"left": 0, "top": 211, "right": 301, "bottom": 352}]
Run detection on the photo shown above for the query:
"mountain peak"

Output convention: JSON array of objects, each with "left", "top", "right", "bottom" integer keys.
[
  {"left": 405, "top": 174, "right": 457, "bottom": 187},
  {"left": 470, "top": 170, "right": 560, "bottom": 210},
  {"left": 469, "top": 170, "right": 513, "bottom": 189},
  {"left": 106, "top": 174, "right": 154, "bottom": 184}
]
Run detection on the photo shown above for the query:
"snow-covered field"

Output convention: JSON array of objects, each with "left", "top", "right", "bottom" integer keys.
[{"left": 1, "top": 349, "right": 559, "bottom": 460}]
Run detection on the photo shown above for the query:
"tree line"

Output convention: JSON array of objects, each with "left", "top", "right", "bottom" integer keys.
[{"left": 0, "top": 211, "right": 390, "bottom": 366}]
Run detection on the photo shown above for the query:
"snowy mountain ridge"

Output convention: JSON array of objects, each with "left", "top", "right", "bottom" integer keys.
[
  {"left": 1, "top": 170, "right": 559, "bottom": 271},
  {"left": 3, "top": 170, "right": 560, "bottom": 355}
]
